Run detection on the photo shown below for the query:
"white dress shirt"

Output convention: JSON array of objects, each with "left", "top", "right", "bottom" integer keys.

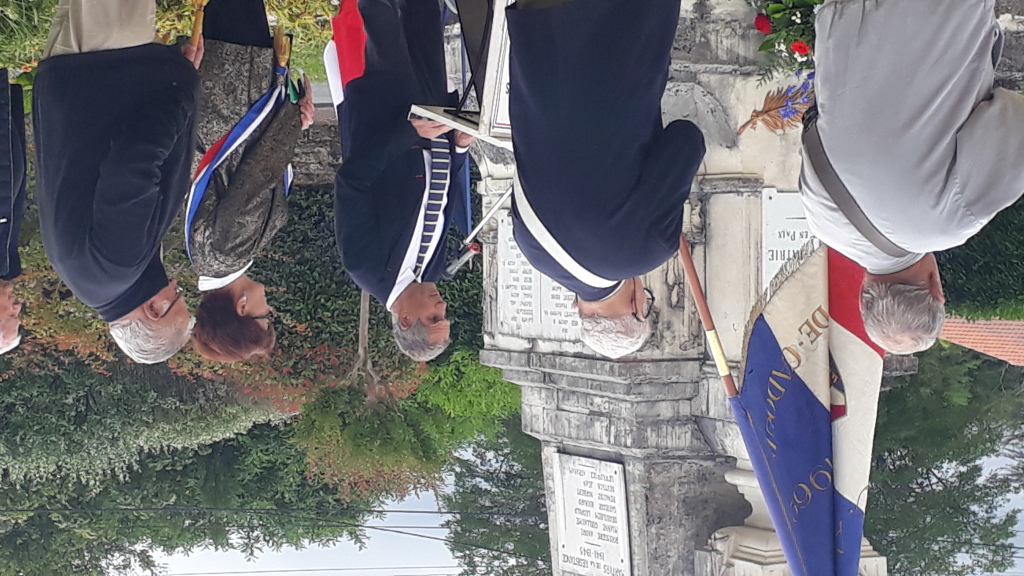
[
  {"left": 385, "top": 145, "right": 469, "bottom": 311},
  {"left": 198, "top": 262, "right": 252, "bottom": 292}
]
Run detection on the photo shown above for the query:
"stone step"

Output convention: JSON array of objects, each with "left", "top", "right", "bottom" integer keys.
[
  {"left": 521, "top": 384, "right": 694, "bottom": 420},
  {"left": 522, "top": 403, "right": 712, "bottom": 455}
]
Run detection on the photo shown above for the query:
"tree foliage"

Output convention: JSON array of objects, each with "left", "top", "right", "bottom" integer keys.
[
  {"left": 0, "top": 352, "right": 281, "bottom": 487},
  {"left": 440, "top": 416, "right": 550, "bottom": 576},
  {"left": 415, "top": 349, "right": 520, "bottom": 432},
  {"left": 865, "top": 343, "right": 1024, "bottom": 576},
  {"left": 0, "top": 424, "right": 373, "bottom": 576},
  {"left": 2, "top": 0, "right": 334, "bottom": 79},
  {"left": 938, "top": 200, "right": 1024, "bottom": 319},
  {"left": 294, "top": 383, "right": 479, "bottom": 502}
]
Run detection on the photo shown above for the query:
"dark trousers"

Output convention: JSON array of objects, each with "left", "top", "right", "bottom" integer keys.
[
  {"left": 358, "top": 0, "right": 448, "bottom": 103},
  {"left": 204, "top": 0, "right": 274, "bottom": 48}
]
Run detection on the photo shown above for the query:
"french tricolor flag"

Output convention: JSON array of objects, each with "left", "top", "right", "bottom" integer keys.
[
  {"left": 732, "top": 244, "right": 885, "bottom": 575},
  {"left": 324, "top": 0, "right": 367, "bottom": 109}
]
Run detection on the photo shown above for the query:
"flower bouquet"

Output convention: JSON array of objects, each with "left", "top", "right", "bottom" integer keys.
[{"left": 750, "top": 0, "right": 821, "bottom": 81}]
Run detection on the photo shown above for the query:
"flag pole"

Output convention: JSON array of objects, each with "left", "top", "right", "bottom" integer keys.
[
  {"left": 679, "top": 235, "right": 739, "bottom": 397},
  {"left": 190, "top": 0, "right": 209, "bottom": 49}
]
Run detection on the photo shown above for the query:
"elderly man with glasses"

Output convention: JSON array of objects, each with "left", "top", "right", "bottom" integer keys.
[
  {"left": 34, "top": 0, "right": 200, "bottom": 363},
  {"left": 506, "top": 0, "right": 704, "bottom": 358},
  {"left": 331, "top": 0, "right": 474, "bottom": 363}
]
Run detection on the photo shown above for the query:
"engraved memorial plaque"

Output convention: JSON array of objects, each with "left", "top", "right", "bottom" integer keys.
[
  {"left": 496, "top": 211, "right": 581, "bottom": 341},
  {"left": 552, "top": 454, "right": 631, "bottom": 576},
  {"left": 761, "top": 188, "right": 816, "bottom": 291}
]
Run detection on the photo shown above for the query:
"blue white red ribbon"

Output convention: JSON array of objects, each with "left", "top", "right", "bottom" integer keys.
[{"left": 186, "top": 67, "right": 294, "bottom": 260}]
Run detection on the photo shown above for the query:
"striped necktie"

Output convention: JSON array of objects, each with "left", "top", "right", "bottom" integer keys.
[{"left": 413, "top": 136, "right": 452, "bottom": 279}]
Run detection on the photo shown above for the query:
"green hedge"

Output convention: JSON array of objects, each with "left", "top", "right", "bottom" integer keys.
[
  {"left": 0, "top": 423, "right": 373, "bottom": 576},
  {"left": 0, "top": 355, "right": 282, "bottom": 487},
  {"left": 255, "top": 184, "right": 486, "bottom": 367},
  {"left": 938, "top": 200, "right": 1024, "bottom": 320}
]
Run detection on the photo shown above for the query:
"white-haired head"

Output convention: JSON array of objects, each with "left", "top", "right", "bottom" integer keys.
[
  {"left": 579, "top": 313, "right": 651, "bottom": 359},
  {"left": 860, "top": 279, "right": 945, "bottom": 355},
  {"left": 391, "top": 312, "right": 449, "bottom": 362},
  {"left": 109, "top": 315, "right": 196, "bottom": 364}
]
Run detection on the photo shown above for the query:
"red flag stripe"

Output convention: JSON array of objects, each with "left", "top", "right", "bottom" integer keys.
[
  {"left": 194, "top": 132, "right": 230, "bottom": 179},
  {"left": 827, "top": 248, "right": 885, "bottom": 358},
  {"left": 332, "top": 0, "right": 367, "bottom": 87}
]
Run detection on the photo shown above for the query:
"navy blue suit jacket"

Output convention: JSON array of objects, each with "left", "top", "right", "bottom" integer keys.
[
  {"left": 34, "top": 45, "right": 199, "bottom": 321},
  {"left": 507, "top": 0, "right": 705, "bottom": 301},
  {"left": 334, "top": 71, "right": 469, "bottom": 306},
  {"left": 0, "top": 71, "right": 26, "bottom": 282}
]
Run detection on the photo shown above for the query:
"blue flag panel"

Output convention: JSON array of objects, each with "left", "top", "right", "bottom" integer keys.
[{"left": 732, "top": 315, "right": 840, "bottom": 576}]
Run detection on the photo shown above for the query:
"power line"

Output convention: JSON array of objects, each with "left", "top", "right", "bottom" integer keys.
[
  {"left": 0, "top": 511, "right": 551, "bottom": 567},
  {"left": 169, "top": 569, "right": 458, "bottom": 573},
  {"left": 165, "top": 567, "right": 462, "bottom": 576},
  {"left": 936, "top": 539, "right": 1024, "bottom": 552},
  {"left": 0, "top": 506, "right": 539, "bottom": 518},
  {"left": 270, "top": 513, "right": 549, "bottom": 565}
]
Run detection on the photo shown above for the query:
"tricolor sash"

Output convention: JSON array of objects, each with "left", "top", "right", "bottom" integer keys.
[{"left": 186, "top": 67, "right": 296, "bottom": 260}]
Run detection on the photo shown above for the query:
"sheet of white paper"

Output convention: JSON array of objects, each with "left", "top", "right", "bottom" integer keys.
[{"left": 323, "top": 40, "right": 345, "bottom": 110}]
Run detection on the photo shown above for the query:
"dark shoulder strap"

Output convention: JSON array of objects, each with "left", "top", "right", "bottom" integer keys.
[{"left": 802, "top": 122, "right": 913, "bottom": 259}]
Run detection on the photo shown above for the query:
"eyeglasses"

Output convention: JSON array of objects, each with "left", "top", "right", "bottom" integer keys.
[
  {"left": 632, "top": 280, "right": 655, "bottom": 322},
  {"left": 159, "top": 285, "right": 184, "bottom": 319},
  {"left": 252, "top": 308, "right": 277, "bottom": 327}
]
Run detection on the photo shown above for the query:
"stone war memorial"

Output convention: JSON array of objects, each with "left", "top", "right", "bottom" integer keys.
[
  {"left": 425, "top": 0, "right": 1024, "bottom": 570},
  {"left": 429, "top": 0, "right": 1005, "bottom": 574}
]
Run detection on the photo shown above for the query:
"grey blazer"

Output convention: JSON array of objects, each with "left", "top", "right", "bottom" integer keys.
[{"left": 189, "top": 39, "right": 302, "bottom": 279}]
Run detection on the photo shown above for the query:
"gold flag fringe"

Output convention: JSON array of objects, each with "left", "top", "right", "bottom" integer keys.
[{"left": 737, "top": 239, "right": 823, "bottom": 391}]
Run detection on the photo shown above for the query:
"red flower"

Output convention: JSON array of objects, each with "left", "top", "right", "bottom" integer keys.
[
  {"left": 791, "top": 40, "right": 810, "bottom": 55},
  {"left": 754, "top": 13, "right": 772, "bottom": 35}
]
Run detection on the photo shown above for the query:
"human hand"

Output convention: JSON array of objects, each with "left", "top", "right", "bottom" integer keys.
[
  {"left": 454, "top": 131, "right": 475, "bottom": 149},
  {"left": 410, "top": 119, "right": 452, "bottom": 139},
  {"left": 299, "top": 75, "right": 315, "bottom": 130},
  {"left": 0, "top": 280, "right": 22, "bottom": 352},
  {"left": 181, "top": 35, "right": 204, "bottom": 69}
]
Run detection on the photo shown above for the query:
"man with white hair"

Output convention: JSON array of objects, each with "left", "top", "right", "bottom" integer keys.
[
  {"left": 506, "top": 0, "right": 705, "bottom": 359},
  {"left": 331, "top": 0, "right": 474, "bottom": 362},
  {"left": 34, "top": 0, "right": 202, "bottom": 363},
  {"left": 799, "top": 0, "right": 1020, "bottom": 354},
  {"left": 0, "top": 70, "right": 26, "bottom": 355}
]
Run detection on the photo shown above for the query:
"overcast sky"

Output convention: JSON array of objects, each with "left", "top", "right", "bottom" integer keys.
[{"left": 152, "top": 492, "right": 461, "bottom": 576}]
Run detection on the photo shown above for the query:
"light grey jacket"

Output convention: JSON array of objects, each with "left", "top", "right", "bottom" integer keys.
[{"left": 800, "top": 0, "right": 1022, "bottom": 274}]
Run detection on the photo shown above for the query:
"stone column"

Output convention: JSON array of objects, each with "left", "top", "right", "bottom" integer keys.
[{"left": 482, "top": 346, "right": 751, "bottom": 576}]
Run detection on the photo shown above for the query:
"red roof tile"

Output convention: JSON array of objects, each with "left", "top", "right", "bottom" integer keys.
[{"left": 940, "top": 318, "right": 1024, "bottom": 366}]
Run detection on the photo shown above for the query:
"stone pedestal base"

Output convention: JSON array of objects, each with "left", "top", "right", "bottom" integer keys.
[
  {"left": 541, "top": 445, "right": 749, "bottom": 576},
  {"left": 693, "top": 467, "right": 888, "bottom": 576}
]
